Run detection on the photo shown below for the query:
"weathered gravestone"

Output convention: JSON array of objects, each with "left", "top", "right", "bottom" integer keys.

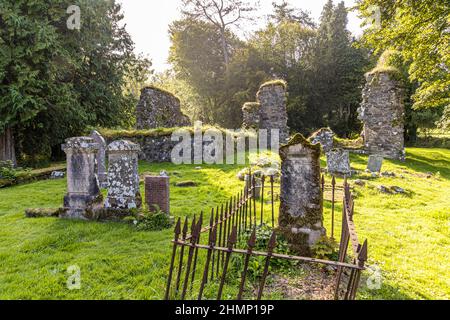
[
  {"left": 326, "top": 148, "right": 351, "bottom": 176},
  {"left": 358, "top": 70, "right": 405, "bottom": 161},
  {"left": 61, "top": 137, "right": 102, "bottom": 219},
  {"left": 136, "top": 86, "right": 190, "bottom": 129},
  {"left": 367, "top": 155, "right": 384, "bottom": 173},
  {"left": 105, "top": 140, "right": 142, "bottom": 209},
  {"left": 145, "top": 175, "right": 170, "bottom": 215},
  {"left": 279, "top": 134, "right": 325, "bottom": 256},
  {"left": 309, "top": 128, "right": 335, "bottom": 153},
  {"left": 91, "top": 130, "right": 107, "bottom": 188}
]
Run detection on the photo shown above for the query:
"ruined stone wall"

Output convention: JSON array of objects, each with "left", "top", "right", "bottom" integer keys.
[
  {"left": 242, "top": 102, "right": 261, "bottom": 129},
  {"left": 257, "top": 82, "right": 290, "bottom": 143},
  {"left": 104, "top": 131, "right": 252, "bottom": 163},
  {"left": 242, "top": 81, "right": 290, "bottom": 144},
  {"left": 358, "top": 72, "right": 405, "bottom": 161},
  {"left": 136, "top": 87, "right": 191, "bottom": 130}
]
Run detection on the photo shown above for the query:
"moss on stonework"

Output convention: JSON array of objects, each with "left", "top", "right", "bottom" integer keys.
[
  {"left": 242, "top": 102, "right": 261, "bottom": 112},
  {"left": 141, "top": 85, "right": 181, "bottom": 103},
  {"left": 259, "top": 79, "right": 287, "bottom": 90},
  {"left": 279, "top": 133, "right": 322, "bottom": 161},
  {"left": 366, "top": 50, "right": 404, "bottom": 83},
  {"left": 99, "top": 126, "right": 256, "bottom": 140},
  {"left": 333, "top": 136, "right": 365, "bottom": 150}
]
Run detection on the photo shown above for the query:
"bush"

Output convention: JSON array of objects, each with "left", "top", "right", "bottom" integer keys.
[
  {"left": 126, "top": 208, "right": 173, "bottom": 231},
  {"left": 231, "top": 224, "right": 298, "bottom": 281}
]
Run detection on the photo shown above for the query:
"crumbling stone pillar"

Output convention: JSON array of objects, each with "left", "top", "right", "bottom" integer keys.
[
  {"left": 145, "top": 175, "right": 170, "bottom": 214},
  {"left": 279, "top": 134, "right": 325, "bottom": 256},
  {"left": 309, "top": 128, "right": 335, "bottom": 154},
  {"left": 358, "top": 71, "right": 405, "bottom": 161},
  {"left": 326, "top": 148, "right": 351, "bottom": 176},
  {"left": 91, "top": 130, "right": 107, "bottom": 188},
  {"left": 61, "top": 137, "right": 102, "bottom": 219},
  {"left": 257, "top": 81, "right": 289, "bottom": 143},
  {"left": 105, "top": 140, "right": 142, "bottom": 209},
  {"left": 242, "top": 102, "right": 261, "bottom": 130},
  {"left": 136, "top": 86, "right": 191, "bottom": 129}
]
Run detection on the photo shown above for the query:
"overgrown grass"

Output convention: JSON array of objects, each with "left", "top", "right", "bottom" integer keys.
[{"left": 0, "top": 148, "right": 449, "bottom": 300}]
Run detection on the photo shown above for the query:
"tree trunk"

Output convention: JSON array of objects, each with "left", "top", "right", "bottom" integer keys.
[
  {"left": 219, "top": 30, "right": 229, "bottom": 66},
  {"left": 0, "top": 127, "right": 17, "bottom": 167}
]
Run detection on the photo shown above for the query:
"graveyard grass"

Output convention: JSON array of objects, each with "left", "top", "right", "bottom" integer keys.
[{"left": 0, "top": 148, "right": 449, "bottom": 300}]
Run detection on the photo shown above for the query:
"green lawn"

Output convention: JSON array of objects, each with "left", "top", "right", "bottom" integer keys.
[{"left": 0, "top": 148, "right": 448, "bottom": 300}]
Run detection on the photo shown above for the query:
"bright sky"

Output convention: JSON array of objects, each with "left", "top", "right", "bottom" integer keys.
[{"left": 120, "top": 0, "right": 363, "bottom": 72}]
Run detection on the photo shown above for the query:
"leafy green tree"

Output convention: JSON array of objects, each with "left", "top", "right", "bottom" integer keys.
[
  {"left": 357, "top": 0, "right": 450, "bottom": 125},
  {"left": 308, "top": 0, "right": 369, "bottom": 136},
  {"left": 0, "top": 0, "right": 151, "bottom": 165},
  {"left": 169, "top": 18, "right": 244, "bottom": 126}
]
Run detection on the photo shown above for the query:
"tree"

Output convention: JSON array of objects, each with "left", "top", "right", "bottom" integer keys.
[
  {"left": 269, "top": 0, "right": 315, "bottom": 27},
  {"left": 181, "top": 0, "right": 256, "bottom": 66},
  {"left": 308, "top": 1, "right": 369, "bottom": 136},
  {"left": 357, "top": 0, "right": 450, "bottom": 125},
  {"left": 0, "top": 0, "right": 151, "bottom": 165},
  {"left": 169, "top": 18, "right": 243, "bottom": 125}
]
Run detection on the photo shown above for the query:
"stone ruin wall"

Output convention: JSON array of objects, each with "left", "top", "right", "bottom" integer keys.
[
  {"left": 358, "top": 72, "right": 405, "bottom": 161},
  {"left": 242, "top": 81, "right": 290, "bottom": 144},
  {"left": 136, "top": 87, "right": 191, "bottom": 130}
]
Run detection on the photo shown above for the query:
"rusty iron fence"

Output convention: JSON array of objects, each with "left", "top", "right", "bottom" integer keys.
[{"left": 164, "top": 171, "right": 367, "bottom": 300}]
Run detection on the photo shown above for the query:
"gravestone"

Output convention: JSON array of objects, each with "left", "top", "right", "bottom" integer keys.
[
  {"left": 367, "top": 155, "right": 384, "bottom": 173},
  {"left": 91, "top": 130, "right": 107, "bottom": 188},
  {"left": 279, "top": 134, "right": 325, "bottom": 256},
  {"left": 358, "top": 71, "right": 405, "bottom": 161},
  {"left": 257, "top": 81, "right": 290, "bottom": 144},
  {"left": 105, "top": 140, "right": 142, "bottom": 209},
  {"left": 61, "top": 137, "right": 102, "bottom": 219},
  {"left": 145, "top": 175, "right": 170, "bottom": 214},
  {"left": 326, "top": 149, "right": 351, "bottom": 176},
  {"left": 136, "top": 86, "right": 190, "bottom": 129},
  {"left": 309, "top": 128, "right": 335, "bottom": 153}
]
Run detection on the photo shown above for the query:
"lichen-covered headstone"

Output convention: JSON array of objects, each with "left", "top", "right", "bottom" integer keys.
[
  {"left": 309, "top": 128, "right": 335, "bottom": 153},
  {"left": 367, "top": 155, "right": 384, "bottom": 173},
  {"left": 257, "top": 81, "right": 290, "bottom": 143},
  {"left": 91, "top": 130, "right": 107, "bottom": 188},
  {"left": 145, "top": 175, "right": 170, "bottom": 215},
  {"left": 61, "top": 137, "right": 102, "bottom": 219},
  {"left": 136, "top": 86, "right": 191, "bottom": 129},
  {"left": 105, "top": 140, "right": 142, "bottom": 209},
  {"left": 326, "top": 149, "right": 351, "bottom": 176},
  {"left": 279, "top": 134, "right": 325, "bottom": 256},
  {"left": 358, "top": 71, "right": 405, "bottom": 161}
]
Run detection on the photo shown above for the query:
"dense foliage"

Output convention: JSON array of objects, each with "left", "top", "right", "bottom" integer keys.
[
  {"left": 165, "top": 0, "right": 370, "bottom": 136},
  {"left": 357, "top": 0, "right": 450, "bottom": 130},
  {"left": 0, "top": 0, "right": 151, "bottom": 165}
]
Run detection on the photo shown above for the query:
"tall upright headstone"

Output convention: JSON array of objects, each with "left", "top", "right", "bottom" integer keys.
[
  {"left": 105, "top": 140, "right": 142, "bottom": 209},
  {"left": 91, "top": 130, "right": 107, "bottom": 188},
  {"left": 61, "top": 137, "right": 102, "bottom": 219},
  {"left": 279, "top": 134, "right": 325, "bottom": 256},
  {"left": 358, "top": 71, "right": 405, "bottom": 161}
]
